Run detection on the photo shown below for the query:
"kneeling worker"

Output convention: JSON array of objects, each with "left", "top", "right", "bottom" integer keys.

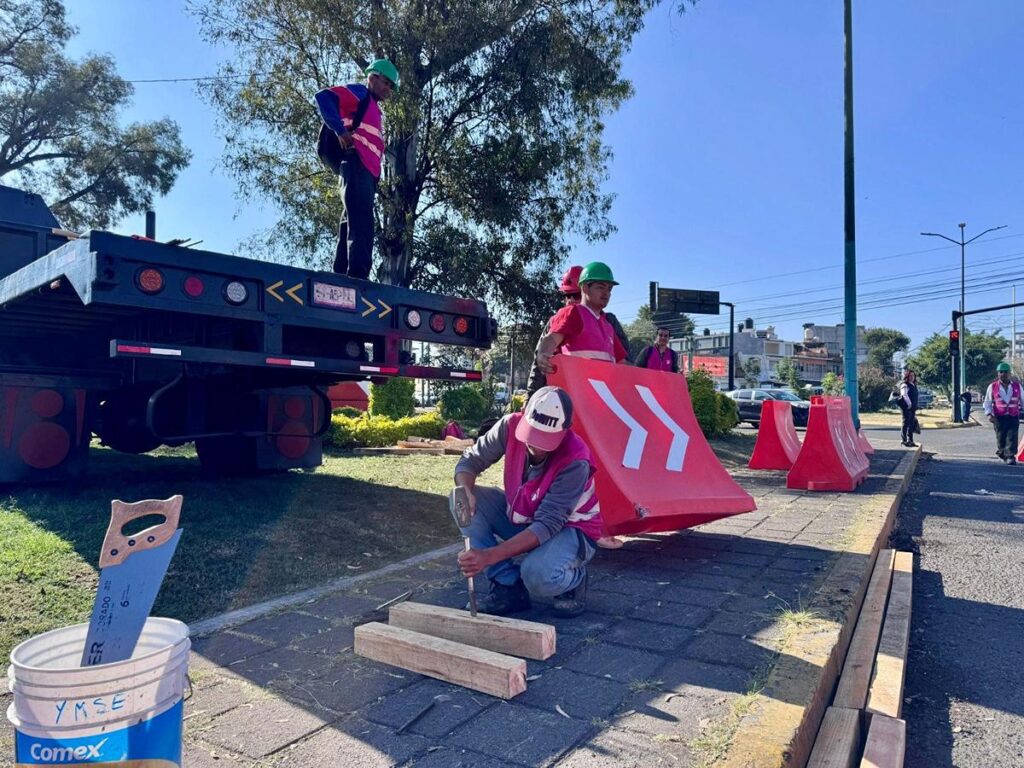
[{"left": 455, "top": 386, "right": 601, "bottom": 617}]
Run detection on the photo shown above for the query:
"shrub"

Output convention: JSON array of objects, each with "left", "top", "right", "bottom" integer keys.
[
  {"left": 439, "top": 385, "right": 490, "bottom": 426},
  {"left": 509, "top": 393, "right": 526, "bottom": 413},
  {"left": 857, "top": 364, "right": 893, "bottom": 412},
  {"left": 369, "top": 377, "right": 415, "bottom": 419},
  {"left": 333, "top": 406, "right": 365, "bottom": 418},
  {"left": 686, "top": 368, "right": 736, "bottom": 437},
  {"left": 326, "top": 411, "right": 444, "bottom": 448}
]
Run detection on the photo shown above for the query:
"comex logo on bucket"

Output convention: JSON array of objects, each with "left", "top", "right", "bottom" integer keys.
[{"left": 29, "top": 737, "right": 108, "bottom": 762}]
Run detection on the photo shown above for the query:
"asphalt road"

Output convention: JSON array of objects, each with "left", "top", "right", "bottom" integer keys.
[{"left": 866, "top": 421, "right": 1024, "bottom": 767}]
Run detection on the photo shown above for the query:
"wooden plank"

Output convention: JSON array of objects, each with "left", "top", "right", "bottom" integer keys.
[
  {"left": 354, "top": 622, "right": 527, "bottom": 699},
  {"left": 834, "top": 549, "right": 897, "bottom": 709},
  {"left": 860, "top": 715, "right": 905, "bottom": 768},
  {"left": 389, "top": 601, "right": 556, "bottom": 660},
  {"left": 866, "top": 551, "right": 913, "bottom": 719},
  {"left": 807, "top": 706, "right": 862, "bottom": 768}
]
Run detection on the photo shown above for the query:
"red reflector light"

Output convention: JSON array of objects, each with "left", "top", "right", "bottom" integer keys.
[
  {"left": 183, "top": 276, "right": 205, "bottom": 297},
  {"left": 136, "top": 267, "right": 164, "bottom": 294},
  {"left": 429, "top": 313, "right": 446, "bottom": 333},
  {"left": 453, "top": 316, "right": 470, "bottom": 336}
]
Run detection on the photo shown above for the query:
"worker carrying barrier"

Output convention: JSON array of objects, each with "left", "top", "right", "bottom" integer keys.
[
  {"left": 787, "top": 398, "right": 870, "bottom": 492},
  {"left": 820, "top": 395, "right": 875, "bottom": 455},
  {"left": 748, "top": 399, "right": 802, "bottom": 470},
  {"left": 549, "top": 356, "right": 756, "bottom": 535}
]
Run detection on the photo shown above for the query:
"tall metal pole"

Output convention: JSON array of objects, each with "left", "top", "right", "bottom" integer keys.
[
  {"left": 959, "top": 223, "right": 967, "bottom": 397},
  {"left": 1013, "top": 285, "right": 1018, "bottom": 360},
  {"left": 722, "top": 302, "right": 736, "bottom": 391},
  {"left": 843, "top": 0, "right": 859, "bottom": 428}
]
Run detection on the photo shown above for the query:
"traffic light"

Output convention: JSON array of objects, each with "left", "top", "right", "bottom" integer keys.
[{"left": 948, "top": 329, "right": 960, "bottom": 356}]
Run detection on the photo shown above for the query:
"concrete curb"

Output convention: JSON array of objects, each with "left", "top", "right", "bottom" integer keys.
[
  {"left": 189, "top": 542, "right": 461, "bottom": 638},
  {"left": 719, "top": 446, "right": 922, "bottom": 768}
]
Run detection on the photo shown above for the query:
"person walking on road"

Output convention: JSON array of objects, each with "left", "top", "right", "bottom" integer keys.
[
  {"left": 635, "top": 327, "right": 679, "bottom": 372},
  {"left": 983, "top": 362, "right": 1020, "bottom": 465},
  {"left": 454, "top": 387, "right": 601, "bottom": 617},
  {"left": 315, "top": 59, "right": 398, "bottom": 279},
  {"left": 899, "top": 370, "right": 919, "bottom": 447}
]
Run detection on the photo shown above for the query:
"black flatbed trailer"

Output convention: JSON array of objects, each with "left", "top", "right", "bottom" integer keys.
[{"left": 0, "top": 184, "right": 495, "bottom": 482}]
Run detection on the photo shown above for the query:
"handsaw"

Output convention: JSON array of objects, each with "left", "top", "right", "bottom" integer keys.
[
  {"left": 448, "top": 486, "right": 477, "bottom": 617},
  {"left": 81, "top": 495, "right": 184, "bottom": 667}
]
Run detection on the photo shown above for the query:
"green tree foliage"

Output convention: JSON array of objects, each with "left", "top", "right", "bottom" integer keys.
[
  {"left": 864, "top": 327, "right": 910, "bottom": 376},
  {"left": 905, "top": 330, "right": 1008, "bottom": 393},
  {"left": 857, "top": 364, "right": 892, "bottom": 412},
  {"left": 439, "top": 384, "right": 489, "bottom": 426},
  {"left": 0, "top": 0, "right": 190, "bottom": 228},
  {"left": 742, "top": 357, "right": 761, "bottom": 387},
  {"left": 686, "top": 367, "right": 736, "bottom": 437},
  {"left": 192, "top": 0, "right": 691, "bottom": 323},
  {"left": 369, "top": 377, "right": 415, "bottom": 419},
  {"left": 774, "top": 358, "right": 800, "bottom": 390},
  {"left": 821, "top": 371, "right": 844, "bottom": 396}
]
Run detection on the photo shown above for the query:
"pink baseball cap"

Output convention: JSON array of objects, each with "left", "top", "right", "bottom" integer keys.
[{"left": 515, "top": 386, "right": 574, "bottom": 451}]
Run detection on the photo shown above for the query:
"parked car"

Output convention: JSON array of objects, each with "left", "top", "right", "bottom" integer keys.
[
  {"left": 916, "top": 388, "right": 935, "bottom": 409},
  {"left": 726, "top": 388, "right": 811, "bottom": 427}
]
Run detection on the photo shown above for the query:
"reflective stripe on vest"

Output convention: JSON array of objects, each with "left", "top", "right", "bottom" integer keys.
[
  {"left": 560, "top": 306, "right": 615, "bottom": 361},
  {"left": 991, "top": 379, "right": 1022, "bottom": 417},
  {"left": 341, "top": 98, "right": 385, "bottom": 178}
]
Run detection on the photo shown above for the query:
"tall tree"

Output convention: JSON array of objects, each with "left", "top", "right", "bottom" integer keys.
[
  {"left": 906, "top": 330, "right": 1008, "bottom": 393},
  {"left": 742, "top": 357, "right": 761, "bottom": 387},
  {"left": 623, "top": 303, "right": 693, "bottom": 360},
  {"left": 192, "top": 0, "right": 690, "bottom": 325},
  {"left": 863, "top": 327, "right": 910, "bottom": 376},
  {"left": 774, "top": 357, "right": 800, "bottom": 390},
  {"left": 0, "top": 0, "right": 190, "bottom": 229}
]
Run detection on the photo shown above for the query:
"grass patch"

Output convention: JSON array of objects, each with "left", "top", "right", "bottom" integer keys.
[
  {"left": 688, "top": 661, "right": 773, "bottom": 766},
  {"left": 0, "top": 443, "right": 501, "bottom": 661},
  {"left": 628, "top": 678, "right": 664, "bottom": 693},
  {"left": 709, "top": 432, "right": 757, "bottom": 469}
]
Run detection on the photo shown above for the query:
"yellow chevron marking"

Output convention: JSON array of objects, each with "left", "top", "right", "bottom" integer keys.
[
  {"left": 286, "top": 282, "right": 304, "bottom": 305},
  {"left": 266, "top": 280, "right": 284, "bottom": 302},
  {"left": 378, "top": 300, "right": 392, "bottom": 318},
  {"left": 361, "top": 296, "right": 376, "bottom": 317}
]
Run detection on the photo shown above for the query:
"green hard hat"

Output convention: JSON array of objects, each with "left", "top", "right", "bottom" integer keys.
[
  {"left": 579, "top": 261, "right": 618, "bottom": 286},
  {"left": 365, "top": 58, "right": 399, "bottom": 89},
  {"left": 997, "top": 361, "right": 1012, "bottom": 372}
]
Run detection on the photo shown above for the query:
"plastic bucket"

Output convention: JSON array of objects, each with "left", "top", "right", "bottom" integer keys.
[{"left": 7, "top": 617, "right": 189, "bottom": 766}]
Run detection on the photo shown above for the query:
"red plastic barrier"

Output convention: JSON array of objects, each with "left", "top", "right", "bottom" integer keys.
[
  {"left": 822, "top": 396, "right": 875, "bottom": 456},
  {"left": 857, "top": 428, "right": 875, "bottom": 455},
  {"left": 787, "top": 400, "right": 870, "bottom": 492},
  {"left": 326, "top": 382, "right": 369, "bottom": 411},
  {"left": 549, "top": 356, "right": 756, "bottom": 535},
  {"left": 748, "top": 399, "right": 802, "bottom": 470},
  {"left": 1017, "top": 434, "right": 1024, "bottom": 462}
]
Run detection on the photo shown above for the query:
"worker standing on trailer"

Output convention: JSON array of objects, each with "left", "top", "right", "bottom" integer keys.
[
  {"left": 315, "top": 59, "right": 398, "bottom": 279},
  {"left": 983, "top": 362, "right": 1021, "bottom": 465},
  {"left": 454, "top": 387, "right": 601, "bottom": 617}
]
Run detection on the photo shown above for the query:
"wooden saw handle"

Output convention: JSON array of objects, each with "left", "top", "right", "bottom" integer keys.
[{"left": 99, "top": 495, "right": 183, "bottom": 568}]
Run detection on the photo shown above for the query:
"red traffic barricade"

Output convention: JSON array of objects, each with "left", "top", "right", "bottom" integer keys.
[
  {"left": 1017, "top": 434, "right": 1024, "bottom": 463},
  {"left": 822, "top": 395, "right": 874, "bottom": 455},
  {"left": 787, "top": 399, "right": 869, "bottom": 492},
  {"left": 748, "top": 399, "right": 802, "bottom": 470},
  {"left": 549, "top": 356, "right": 756, "bottom": 535}
]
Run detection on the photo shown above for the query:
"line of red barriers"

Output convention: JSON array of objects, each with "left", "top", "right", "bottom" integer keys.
[{"left": 748, "top": 395, "right": 875, "bottom": 492}]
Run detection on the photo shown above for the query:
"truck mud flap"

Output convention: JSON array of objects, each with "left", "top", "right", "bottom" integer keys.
[{"left": 0, "top": 380, "right": 92, "bottom": 483}]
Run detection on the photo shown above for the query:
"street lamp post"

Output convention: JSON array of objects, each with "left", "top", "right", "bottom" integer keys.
[{"left": 921, "top": 223, "right": 1007, "bottom": 422}]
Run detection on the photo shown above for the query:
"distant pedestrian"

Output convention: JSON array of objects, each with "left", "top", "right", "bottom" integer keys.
[
  {"left": 315, "top": 59, "right": 398, "bottom": 279},
  {"left": 899, "top": 370, "right": 919, "bottom": 447},
  {"left": 959, "top": 390, "right": 973, "bottom": 422},
  {"left": 983, "top": 362, "right": 1020, "bottom": 465},
  {"left": 635, "top": 327, "right": 679, "bottom": 372}
]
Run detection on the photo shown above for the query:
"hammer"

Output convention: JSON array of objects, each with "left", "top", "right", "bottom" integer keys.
[{"left": 448, "top": 486, "right": 477, "bottom": 617}]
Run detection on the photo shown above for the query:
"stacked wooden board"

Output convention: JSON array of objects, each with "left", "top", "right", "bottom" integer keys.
[
  {"left": 354, "top": 601, "right": 555, "bottom": 699},
  {"left": 354, "top": 435, "right": 475, "bottom": 456},
  {"left": 807, "top": 550, "right": 913, "bottom": 768}
]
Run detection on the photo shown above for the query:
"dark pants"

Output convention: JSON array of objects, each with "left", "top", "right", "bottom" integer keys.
[
  {"left": 962, "top": 399, "right": 972, "bottom": 421},
  {"left": 901, "top": 408, "right": 917, "bottom": 444},
  {"left": 333, "top": 157, "right": 377, "bottom": 279},
  {"left": 992, "top": 415, "right": 1020, "bottom": 459}
]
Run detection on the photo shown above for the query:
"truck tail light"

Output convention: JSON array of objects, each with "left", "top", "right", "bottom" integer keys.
[
  {"left": 183, "top": 276, "right": 205, "bottom": 298},
  {"left": 136, "top": 267, "right": 164, "bottom": 294},
  {"left": 453, "top": 316, "right": 470, "bottom": 336},
  {"left": 223, "top": 280, "right": 247, "bottom": 305},
  {"left": 429, "top": 313, "right": 446, "bottom": 333}
]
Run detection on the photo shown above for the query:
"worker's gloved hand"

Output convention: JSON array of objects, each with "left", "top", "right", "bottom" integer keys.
[
  {"left": 337, "top": 132, "right": 354, "bottom": 150},
  {"left": 458, "top": 548, "right": 490, "bottom": 578}
]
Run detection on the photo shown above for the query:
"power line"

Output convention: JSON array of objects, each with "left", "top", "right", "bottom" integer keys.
[{"left": 125, "top": 72, "right": 275, "bottom": 84}]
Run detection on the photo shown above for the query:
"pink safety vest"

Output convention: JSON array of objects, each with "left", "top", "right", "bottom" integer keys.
[
  {"left": 560, "top": 306, "right": 615, "bottom": 362},
  {"left": 645, "top": 346, "right": 675, "bottom": 372},
  {"left": 503, "top": 413, "right": 603, "bottom": 540},
  {"left": 340, "top": 95, "right": 385, "bottom": 178},
  {"left": 990, "top": 379, "right": 1022, "bottom": 417}
]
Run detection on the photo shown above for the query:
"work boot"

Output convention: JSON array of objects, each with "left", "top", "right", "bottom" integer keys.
[
  {"left": 553, "top": 571, "right": 589, "bottom": 618},
  {"left": 473, "top": 579, "right": 531, "bottom": 616},
  {"left": 1006, "top": 456, "right": 1017, "bottom": 465}
]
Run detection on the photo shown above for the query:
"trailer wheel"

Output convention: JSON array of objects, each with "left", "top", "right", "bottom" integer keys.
[{"left": 195, "top": 435, "right": 260, "bottom": 476}]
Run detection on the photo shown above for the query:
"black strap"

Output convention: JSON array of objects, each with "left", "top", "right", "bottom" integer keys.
[{"left": 349, "top": 92, "right": 371, "bottom": 132}]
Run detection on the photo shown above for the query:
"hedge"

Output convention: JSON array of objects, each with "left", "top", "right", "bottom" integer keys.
[
  {"left": 686, "top": 368, "right": 738, "bottom": 437},
  {"left": 439, "top": 385, "right": 490, "bottom": 426},
  {"left": 326, "top": 411, "right": 445, "bottom": 448},
  {"left": 369, "top": 377, "right": 416, "bottom": 419}
]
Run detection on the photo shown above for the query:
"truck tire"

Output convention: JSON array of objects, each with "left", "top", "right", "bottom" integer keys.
[{"left": 195, "top": 435, "right": 260, "bottom": 476}]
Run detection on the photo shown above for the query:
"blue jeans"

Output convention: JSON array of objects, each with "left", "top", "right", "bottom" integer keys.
[
  {"left": 334, "top": 157, "right": 376, "bottom": 279},
  {"left": 463, "top": 486, "right": 595, "bottom": 597}
]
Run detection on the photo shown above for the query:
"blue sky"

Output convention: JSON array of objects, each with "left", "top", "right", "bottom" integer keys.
[{"left": 63, "top": 1, "right": 1024, "bottom": 354}]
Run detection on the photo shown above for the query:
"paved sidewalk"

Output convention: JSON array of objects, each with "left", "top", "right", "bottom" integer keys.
[{"left": 0, "top": 448, "right": 913, "bottom": 768}]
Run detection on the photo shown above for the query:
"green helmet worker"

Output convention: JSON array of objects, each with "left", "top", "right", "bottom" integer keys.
[
  {"left": 983, "top": 360, "right": 1021, "bottom": 465},
  {"left": 314, "top": 57, "right": 400, "bottom": 279},
  {"left": 576, "top": 261, "right": 618, "bottom": 316},
  {"left": 578, "top": 261, "right": 619, "bottom": 286}
]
